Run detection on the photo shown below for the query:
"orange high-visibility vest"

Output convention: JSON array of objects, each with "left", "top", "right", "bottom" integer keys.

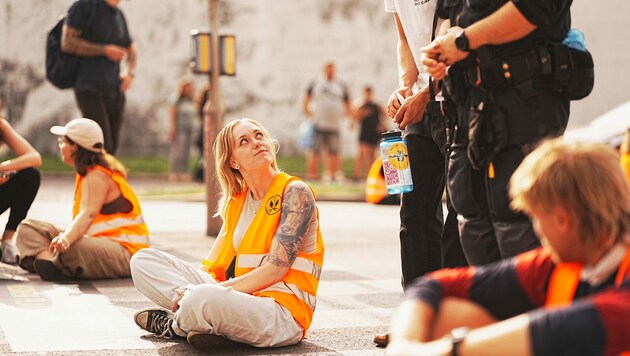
[
  {"left": 546, "top": 248, "right": 630, "bottom": 355},
  {"left": 73, "top": 165, "right": 149, "bottom": 255},
  {"left": 621, "top": 152, "right": 630, "bottom": 184},
  {"left": 205, "top": 173, "right": 325, "bottom": 334},
  {"left": 365, "top": 158, "right": 389, "bottom": 204}
]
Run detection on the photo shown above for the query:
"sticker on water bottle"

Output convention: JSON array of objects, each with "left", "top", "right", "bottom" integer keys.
[{"left": 387, "top": 143, "right": 409, "bottom": 170}]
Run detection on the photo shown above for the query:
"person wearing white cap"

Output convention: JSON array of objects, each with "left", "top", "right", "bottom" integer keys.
[{"left": 14, "top": 118, "right": 149, "bottom": 281}]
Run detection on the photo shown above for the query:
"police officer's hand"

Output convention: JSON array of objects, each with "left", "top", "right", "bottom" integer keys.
[
  {"left": 435, "top": 26, "right": 471, "bottom": 66},
  {"left": 104, "top": 44, "right": 127, "bottom": 63},
  {"left": 394, "top": 90, "right": 430, "bottom": 130},
  {"left": 421, "top": 43, "right": 448, "bottom": 80}
]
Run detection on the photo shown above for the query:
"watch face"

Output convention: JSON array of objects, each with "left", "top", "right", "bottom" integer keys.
[{"left": 455, "top": 31, "right": 469, "bottom": 52}]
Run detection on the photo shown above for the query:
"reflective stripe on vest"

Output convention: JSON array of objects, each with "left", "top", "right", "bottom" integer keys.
[
  {"left": 260, "top": 282, "right": 317, "bottom": 310},
  {"left": 74, "top": 166, "right": 149, "bottom": 255},
  {"left": 86, "top": 215, "right": 147, "bottom": 236},
  {"left": 238, "top": 254, "right": 322, "bottom": 280}
]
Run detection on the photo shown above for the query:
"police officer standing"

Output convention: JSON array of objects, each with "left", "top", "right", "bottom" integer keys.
[{"left": 421, "top": 1, "right": 578, "bottom": 264}]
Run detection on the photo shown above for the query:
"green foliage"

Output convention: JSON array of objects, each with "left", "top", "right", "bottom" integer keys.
[{"left": 8, "top": 155, "right": 356, "bottom": 177}]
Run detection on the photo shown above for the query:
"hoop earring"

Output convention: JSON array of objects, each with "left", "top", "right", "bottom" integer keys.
[{"left": 234, "top": 165, "right": 240, "bottom": 170}]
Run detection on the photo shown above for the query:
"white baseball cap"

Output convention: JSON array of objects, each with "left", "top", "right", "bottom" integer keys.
[{"left": 50, "top": 118, "right": 105, "bottom": 153}]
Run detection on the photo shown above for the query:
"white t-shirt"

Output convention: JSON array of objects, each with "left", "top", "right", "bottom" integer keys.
[
  {"left": 307, "top": 78, "right": 349, "bottom": 132},
  {"left": 384, "top": 0, "right": 442, "bottom": 89}
]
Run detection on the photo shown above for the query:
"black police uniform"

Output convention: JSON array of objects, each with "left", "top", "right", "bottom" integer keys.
[{"left": 440, "top": 0, "right": 573, "bottom": 265}]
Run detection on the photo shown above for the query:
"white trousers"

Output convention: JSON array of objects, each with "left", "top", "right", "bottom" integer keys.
[{"left": 130, "top": 248, "right": 303, "bottom": 347}]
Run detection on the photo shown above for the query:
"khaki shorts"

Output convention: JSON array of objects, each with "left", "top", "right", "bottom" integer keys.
[{"left": 313, "top": 129, "right": 340, "bottom": 155}]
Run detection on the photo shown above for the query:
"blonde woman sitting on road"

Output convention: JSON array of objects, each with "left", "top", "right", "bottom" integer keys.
[{"left": 131, "top": 118, "right": 325, "bottom": 352}]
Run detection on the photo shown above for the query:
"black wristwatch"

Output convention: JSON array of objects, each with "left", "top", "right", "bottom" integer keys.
[
  {"left": 455, "top": 30, "right": 471, "bottom": 52},
  {"left": 448, "top": 327, "right": 469, "bottom": 356}
]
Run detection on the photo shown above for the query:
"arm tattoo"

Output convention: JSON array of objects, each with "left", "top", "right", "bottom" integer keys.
[
  {"left": 267, "top": 183, "right": 315, "bottom": 268},
  {"left": 62, "top": 25, "right": 104, "bottom": 57}
]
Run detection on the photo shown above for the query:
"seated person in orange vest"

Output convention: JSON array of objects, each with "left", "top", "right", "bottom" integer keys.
[
  {"left": 15, "top": 118, "right": 149, "bottom": 281},
  {"left": 386, "top": 138, "right": 630, "bottom": 356},
  {"left": 130, "top": 118, "right": 325, "bottom": 351}
]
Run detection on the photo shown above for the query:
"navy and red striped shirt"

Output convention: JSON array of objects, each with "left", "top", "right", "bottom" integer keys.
[{"left": 405, "top": 248, "right": 630, "bottom": 356}]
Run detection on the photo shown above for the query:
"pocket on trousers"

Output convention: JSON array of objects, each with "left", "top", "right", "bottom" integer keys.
[
  {"left": 486, "top": 149, "right": 525, "bottom": 220},
  {"left": 448, "top": 145, "right": 485, "bottom": 217}
]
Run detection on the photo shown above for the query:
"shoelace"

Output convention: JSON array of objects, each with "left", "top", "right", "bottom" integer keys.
[{"left": 148, "top": 311, "right": 174, "bottom": 339}]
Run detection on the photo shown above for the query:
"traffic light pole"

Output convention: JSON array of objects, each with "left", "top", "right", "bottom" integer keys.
[{"left": 204, "top": 0, "right": 223, "bottom": 236}]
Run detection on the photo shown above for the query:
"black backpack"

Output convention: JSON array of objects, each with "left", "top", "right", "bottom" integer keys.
[
  {"left": 45, "top": 2, "right": 95, "bottom": 89},
  {"left": 45, "top": 17, "right": 80, "bottom": 89}
]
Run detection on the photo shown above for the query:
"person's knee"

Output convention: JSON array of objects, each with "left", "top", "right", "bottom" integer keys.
[
  {"left": 180, "top": 284, "right": 226, "bottom": 309},
  {"left": 130, "top": 248, "right": 158, "bottom": 277},
  {"left": 17, "top": 167, "right": 41, "bottom": 185},
  {"left": 15, "top": 219, "right": 38, "bottom": 239}
]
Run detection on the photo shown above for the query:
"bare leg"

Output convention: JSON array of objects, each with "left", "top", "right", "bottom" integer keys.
[
  {"left": 330, "top": 153, "right": 341, "bottom": 180},
  {"left": 306, "top": 151, "right": 319, "bottom": 180}
]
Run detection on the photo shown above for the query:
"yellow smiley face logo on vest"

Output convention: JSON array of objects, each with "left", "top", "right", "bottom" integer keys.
[
  {"left": 387, "top": 143, "right": 409, "bottom": 170},
  {"left": 265, "top": 195, "right": 282, "bottom": 215}
]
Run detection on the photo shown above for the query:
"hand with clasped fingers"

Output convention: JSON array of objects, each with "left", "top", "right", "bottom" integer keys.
[{"left": 421, "top": 26, "right": 471, "bottom": 80}]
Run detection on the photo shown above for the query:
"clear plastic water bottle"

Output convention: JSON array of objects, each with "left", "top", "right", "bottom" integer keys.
[{"left": 380, "top": 130, "right": 414, "bottom": 194}]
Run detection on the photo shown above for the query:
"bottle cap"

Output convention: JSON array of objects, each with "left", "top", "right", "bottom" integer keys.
[{"left": 382, "top": 129, "right": 402, "bottom": 139}]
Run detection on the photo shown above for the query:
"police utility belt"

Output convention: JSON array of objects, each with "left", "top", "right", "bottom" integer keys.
[{"left": 448, "top": 42, "right": 594, "bottom": 102}]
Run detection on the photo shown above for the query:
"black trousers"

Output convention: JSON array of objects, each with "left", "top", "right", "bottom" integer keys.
[
  {"left": 75, "top": 90, "right": 126, "bottom": 154},
  {"left": 399, "top": 133, "right": 449, "bottom": 289},
  {"left": 0, "top": 168, "right": 40, "bottom": 232}
]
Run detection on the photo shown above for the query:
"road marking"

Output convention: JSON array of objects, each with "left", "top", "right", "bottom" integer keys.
[
  {"left": 310, "top": 308, "right": 394, "bottom": 329},
  {"left": 0, "top": 282, "right": 155, "bottom": 352}
]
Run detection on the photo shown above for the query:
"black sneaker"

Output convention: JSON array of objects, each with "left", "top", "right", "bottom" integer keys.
[
  {"left": 18, "top": 256, "right": 36, "bottom": 273},
  {"left": 34, "top": 260, "right": 72, "bottom": 281},
  {"left": 187, "top": 331, "right": 238, "bottom": 351},
  {"left": 134, "top": 308, "right": 177, "bottom": 339}
]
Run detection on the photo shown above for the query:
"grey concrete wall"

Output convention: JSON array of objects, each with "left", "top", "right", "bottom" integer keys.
[{"left": 0, "top": 0, "right": 627, "bottom": 156}]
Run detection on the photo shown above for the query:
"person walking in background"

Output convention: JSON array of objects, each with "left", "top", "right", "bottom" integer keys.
[
  {"left": 193, "top": 84, "right": 210, "bottom": 183},
  {"left": 168, "top": 78, "right": 196, "bottom": 182},
  {"left": 131, "top": 118, "right": 324, "bottom": 352},
  {"left": 303, "top": 61, "right": 352, "bottom": 183},
  {"left": 0, "top": 116, "right": 42, "bottom": 265},
  {"left": 353, "top": 86, "right": 387, "bottom": 181},
  {"left": 386, "top": 139, "right": 630, "bottom": 356},
  {"left": 61, "top": 0, "right": 136, "bottom": 154},
  {"left": 15, "top": 118, "right": 149, "bottom": 281}
]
